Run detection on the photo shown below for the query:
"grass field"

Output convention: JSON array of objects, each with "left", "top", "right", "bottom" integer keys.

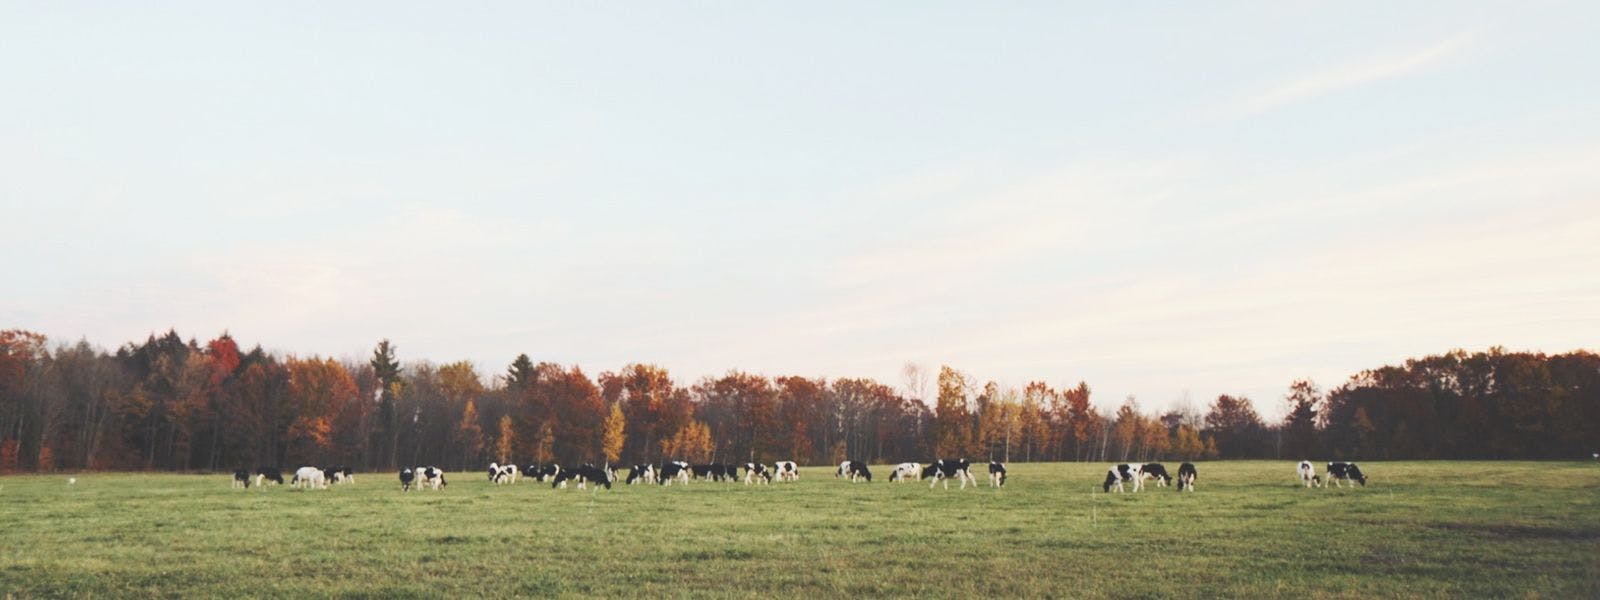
[{"left": 1, "top": 461, "right": 1597, "bottom": 598}]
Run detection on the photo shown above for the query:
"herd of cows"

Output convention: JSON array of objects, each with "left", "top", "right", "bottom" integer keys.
[{"left": 228, "top": 459, "right": 1371, "bottom": 493}]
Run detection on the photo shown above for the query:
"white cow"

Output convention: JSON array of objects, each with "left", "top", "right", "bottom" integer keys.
[
  {"left": 292, "top": 466, "right": 327, "bottom": 490},
  {"left": 1297, "top": 460, "right": 1321, "bottom": 488},
  {"left": 889, "top": 462, "right": 921, "bottom": 483},
  {"left": 418, "top": 466, "right": 447, "bottom": 490},
  {"left": 774, "top": 461, "right": 799, "bottom": 482}
]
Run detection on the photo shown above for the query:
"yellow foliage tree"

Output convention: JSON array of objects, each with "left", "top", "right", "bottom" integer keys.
[
  {"left": 602, "top": 403, "right": 626, "bottom": 464},
  {"left": 496, "top": 415, "right": 515, "bottom": 464},
  {"left": 454, "top": 400, "right": 484, "bottom": 469}
]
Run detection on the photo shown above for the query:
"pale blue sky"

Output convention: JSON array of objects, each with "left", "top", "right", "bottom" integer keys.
[{"left": 4, "top": 2, "right": 1598, "bottom": 417}]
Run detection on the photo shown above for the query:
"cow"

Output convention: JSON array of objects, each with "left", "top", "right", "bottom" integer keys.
[
  {"left": 1325, "top": 462, "right": 1368, "bottom": 487},
  {"left": 552, "top": 464, "right": 615, "bottom": 490},
  {"left": 744, "top": 462, "right": 772, "bottom": 485},
  {"left": 399, "top": 468, "right": 416, "bottom": 492},
  {"left": 625, "top": 464, "right": 655, "bottom": 485},
  {"left": 1103, "top": 463, "right": 1144, "bottom": 493},
  {"left": 1297, "top": 460, "right": 1321, "bottom": 488},
  {"left": 928, "top": 459, "right": 976, "bottom": 490},
  {"left": 836, "top": 460, "right": 872, "bottom": 483},
  {"left": 988, "top": 461, "right": 1007, "bottom": 487},
  {"left": 254, "top": 467, "right": 285, "bottom": 487},
  {"left": 292, "top": 466, "right": 327, "bottom": 490},
  {"left": 322, "top": 467, "right": 342, "bottom": 485},
  {"left": 488, "top": 462, "right": 517, "bottom": 485},
  {"left": 889, "top": 462, "right": 921, "bottom": 483},
  {"left": 333, "top": 466, "right": 355, "bottom": 484},
  {"left": 523, "top": 464, "right": 561, "bottom": 483},
  {"left": 418, "top": 466, "right": 447, "bottom": 490},
  {"left": 1140, "top": 463, "right": 1173, "bottom": 487},
  {"left": 773, "top": 461, "right": 799, "bottom": 482},
  {"left": 232, "top": 469, "right": 251, "bottom": 489},
  {"left": 720, "top": 463, "right": 741, "bottom": 482},
  {"left": 1177, "top": 462, "right": 1197, "bottom": 491},
  {"left": 658, "top": 461, "right": 691, "bottom": 486}
]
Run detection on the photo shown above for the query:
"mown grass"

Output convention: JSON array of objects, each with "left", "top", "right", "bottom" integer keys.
[{"left": 1, "top": 461, "right": 1597, "bottom": 598}]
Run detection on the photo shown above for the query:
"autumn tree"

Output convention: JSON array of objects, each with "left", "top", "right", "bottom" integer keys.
[
  {"left": 602, "top": 402, "right": 625, "bottom": 464},
  {"left": 1205, "top": 394, "right": 1267, "bottom": 458},
  {"left": 453, "top": 400, "right": 485, "bottom": 469},
  {"left": 495, "top": 415, "right": 515, "bottom": 464},
  {"left": 933, "top": 366, "right": 973, "bottom": 457}
]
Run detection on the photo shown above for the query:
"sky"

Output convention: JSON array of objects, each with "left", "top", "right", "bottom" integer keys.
[{"left": 3, "top": 2, "right": 1598, "bottom": 418}]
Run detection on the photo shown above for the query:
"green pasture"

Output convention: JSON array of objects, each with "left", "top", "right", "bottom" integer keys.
[{"left": 1, "top": 461, "right": 1596, "bottom": 598}]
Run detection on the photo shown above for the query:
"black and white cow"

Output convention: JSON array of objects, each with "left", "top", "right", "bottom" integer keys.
[
  {"left": 322, "top": 467, "right": 342, "bottom": 485},
  {"left": 523, "top": 464, "right": 561, "bottom": 483},
  {"left": 553, "top": 464, "right": 615, "bottom": 490},
  {"left": 254, "top": 466, "right": 284, "bottom": 487},
  {"left": 774, "top": 461, "right": 799, "bottom": 482},
  {"left": 1325, "top": 462, "right": 1367, "bottom": 487},
  {"left": 720, "top": 464, "right": 741, "bottom": 482},
  {"left": 1297, "top": 460, "right": 1321, "bottom": 488},
  {"left": 418, "top": 466, "right": 447, "bottom": 490},
  {"left": 658, "top": 461, "right": 691, "bottom": 486},
  {"left": 625, "top": 464, "right": 655, "bottom": 485},
  {"left": 988, "top": 461, "right": 1007, "bottom": 487},
  {"left": 837, "top": 460, "right": 872, "bottom": 482},
  {"left": 488, "top": 462, "right": 517, "bottom": 484},
  {"left": 333, "top": 466, "right": 354, "bottom": 484},
  {"left": 232, "top": 469, "right": 251, "bottom": 489},
  {"left": 1140, "top": 463, "right": 1173, "bottom": 487},
  {"left": 889, "top": 462, "right": 921, "bottom": 483},
  {"left": 744, "top": 462, "right": 772, "bottom": 485},
  {"left": 690, "top": 464, "right": 716, "bottom": 481},
  {"left": 1177, "top": 462, "right": 1197, "bottom": 491},
  {"left": 292, "top": 466, "right": 327, "bottom": 490},
  {"left": 928, "top": 459, "right": 976, "bottom": 490},
  {"left": 399, "top": 467, "right": 416, "bottom": 492},
  {"left": 1103, "top": 463, "right": 1144, "bottom": 493}
]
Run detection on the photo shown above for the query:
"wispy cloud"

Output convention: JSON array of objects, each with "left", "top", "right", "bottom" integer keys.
[{"left": 1206, "top": 31, "right": 1477, "bottom": 120}]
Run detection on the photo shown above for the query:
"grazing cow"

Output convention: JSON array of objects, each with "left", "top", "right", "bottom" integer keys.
[
  {"left": 889, "top": 462, "right": 922, "bottom": 483},
  {"left": 988, "top": 461, "right": 1007, "bottom": 487},
  {"left": 720, "top": 464, "right": 741, "bottom": 482},
  {"left": 774, "top": 461, "right": 799, "bottom": 482},
  {"left": 232, "top": 469, "right": 251, "bottom": 489},
  {"left": 553, "top": 464, "right": 615, "bottom": 490},
  {"left": 254, "top": 467, "right": 284, "bottom": 487},
  {"left": 418, "top": 466, "right": 447, "bottom": 490},
  {"left": 625, "top": 464, "right": 655, "bottom": 485},
  {"left": 928, "top": 459, "right": 976, "bottom": 490},
  {"left": 1297, "top": 460, "right": 1321, "bottom": 488},
  {"left": 838, "top": 461, "right": 872, "bottom": 483},
  {"left": 1103, "top": 463, "right": 1144, "bottom": 493},
  {"left": 292, "top": 466, "right": 327, "bottom": 490},
  {"left": 1177, "top": 462, "right": 1197, "bottom": 491},
  {"left": 1325, "top": 462, "right": 1368, "bottom": 487},
  {"left": 1140, "top": 463, "right": 1173, "bottom": 487},
  {"left": 658, "top": 461, "right": 691, "bottom": 486},
  {"left": 522, "top": 464, "right": 560, "bottom": 483},
  {"left": 744, "top": 462, "right": 772, "bottom": 485},
  {"left": 488, "top": 462, "right": 518, "bottom": 485},
  {"left": 334, "top": 466, "right": 354, "bottom": 484},
  {"left": 399, "top": 468, "right": 416, "bottom": 492},
  {"left": 322, "top": 467, "right": 342, "bottom": 485}
]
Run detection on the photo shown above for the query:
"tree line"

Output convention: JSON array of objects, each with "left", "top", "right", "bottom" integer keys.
[{"left": 0, "top": 329, "right": 1595, "bottom": 472}]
